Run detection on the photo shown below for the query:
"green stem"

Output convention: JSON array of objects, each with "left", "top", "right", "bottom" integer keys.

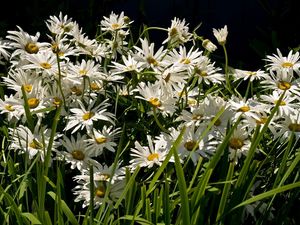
[
  {"left": 222, "top": 45, "right": 233, "bottom": 94},
  {"left": 152, "top": 107, "right": 169, "bottom": 133}
]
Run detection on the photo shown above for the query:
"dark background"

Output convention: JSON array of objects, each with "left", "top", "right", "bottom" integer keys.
[{"left": 0, "top": 0, "right": 299, "bottom": 70}]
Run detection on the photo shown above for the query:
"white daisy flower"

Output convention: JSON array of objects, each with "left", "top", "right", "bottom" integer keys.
[
  {"left": 136, "top": 81, "right": 177, "bottom": 116},
  {"left": 162, "top": 17, "right": 192, "bottom": 46},
  {"left": 234, "top": 69, "right": 269, "bottom": 82},
  {"left": 265, "top": 48, "right": 300, "bottom": 77},
  {"left": 272, "top": 113, "right": 300, "bottom": 140},
  {"left": 73, "top": 164, "right": 125, "bottom": 208},
  {"left": 130, "top": 135, "right": 169, "bottom": 170},
  {"left": 260, "top": 90, "right": 299, "bottom": 117},
  {"left": 228, "top": 97, "right": 261, "bottom": 121},
  {"left": 6, "top": 26, "right": 49, "bottom": 57},
  {"left": 192, "top": 56, "right": 224, "bottom": 85},
  {"left": 85, "top": 126, "right": 121, "bottom": 157},
  {"left": 46, "top": 12, "right": 76, "bottom": 35},
  {"left": 133, "top": 38, "right": 166, "bottom": 71},
  {"left": 64, "top": 99, "right": 115, "bottom": 133},
  {"left": 228, "top": 125, "right": 251, "bottom": 163},
  {"left": 9, "top": 125, "right": 60, "bottom": 160},
  {"left": 213, "top": 25, "right": 228, "bottom": 45},
  {"left": 21, "top": 50, "right": 62, "bottom": 77},
  {"left": 2, "top": 68, "right": 42, "bottom": 96},
  {"left": 101, "top": 11, "right": 133, "bottom": 33},
  {"left": 202, "top": 39, "right": 217, "bottom": 53},
  {"left": 58, "top": 133, "right": 98, "bottom": 170},
  {"left": 110, "top": 54, "right": 144, "bottom": 75},
  {"left": 0, "top": 94, "right": 24, "bottom": 121},
  {"left": 0, "top": 38, "right": 12, "bottom": 63}
]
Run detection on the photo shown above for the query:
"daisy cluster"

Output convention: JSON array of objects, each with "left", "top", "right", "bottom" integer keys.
[{"left": 0, "top": 11, "right": 300, "bottom": 209}]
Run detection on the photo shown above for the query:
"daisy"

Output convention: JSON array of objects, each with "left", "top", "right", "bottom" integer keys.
[
  {"left": 202, "top": 39, "right": 217, "bottom": 53},
  {"left": 48, "top": 34, "right": 79, "bottom": 60},
  {"left": 157, "top": 66, "right": 188, "bottom": 92},
  {"left": 85, "top": 126, "right": 121, "bottom": 156},
  {"left": 213, "top": 25, "right": 228, "bottom": 45},
  {"left": 133, "top": 38, "right": 166, "bottom": 71},
  {"left": 228, "top": 125, "right": 251, "bottom": 163},
  {"left": 228, "top": 97, "right": 261, "bottom": 121},
  {"left": 130, "top": 135, "right": 169, "bottom": 170},
  {"left": 192, "top": 56, "right": 224, "bottom": 85},
  {"left": 9, "top": 125, "right": 60, "bottom": 160},
  {"left": 0, "top": 38, "right": 12, "bottom": 63},
  {"left": 261, "top": 69, "right": 300, "bottom": 96},
  {"left": 110, "top": 54, "right": 144, "bottom": 75},
  {"left": 0, "top": 94, "right": 24, "bottom": 121},
  {"left": 21, "top": 50, "right": 62, "bottom": 77},
  {"left": 166, "top": 46, "right": 202, "bottom": 71},
  {"left": 73, "top": 164, "right": 125, "bottom": 208},
  {"left": 234, "top": 69, "right": 269, "bottom": 82},
  {"left": 101, "top": 11, "right": 133, "bottom": 33},
  {"left": 6, "top": 26, "right": 49, "bottom": 57},
  {"left": 272, "top": 113, "right": 300, "bottom": 140},
  {"left": 2, "top": 68, "right": 43, "bottom": 97},
  {"left": 64, "top": 99, "right": 115, "bottom": 133},
  {"left": 46, "top": 12, "right": 76, "bottom": 36},
  {"left": 167, "top": 125, "right": 217, "bottom": 165},
  {"left": 67, "top": 59, "right": 104, "bottom": 82},
  {"left": 58, "top": 133, "right": 98, "bottom": 170},
  {"left": 162, "top": 17, "right": 192, "bottom": 46},
  {"left": 136, "top": 81, "right": 177, "bottom": 116},
  {"left": 265, "top": 48, "right": 300, "bottom": 77},
  {"left": 260, "top": 90, "right": 299, "bottom": 117}
]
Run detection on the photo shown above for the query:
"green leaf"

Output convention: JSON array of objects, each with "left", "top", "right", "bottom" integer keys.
[
  {"left": 232, "top": 181, "right": 300, "bottom": 210},
  {"left": 48, "top": 191, "right": 79, "bottom": 225},
  {"left": 22, "top": 213, "right": 42, "bottom": 224}
]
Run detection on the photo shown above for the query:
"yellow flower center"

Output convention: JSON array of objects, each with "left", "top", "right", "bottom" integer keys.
[
  {"left": 71, "top": 150, "right": 85, "bottom": 160},
  {"left": 149, "top": 97, "right": 161, "bottom": 107},
  {"left": 79, "top": 69, "right": 88, "bottom": 76},
  {"left": 229, "top": 138, "right": 244, "bottom": 150},
  {"left": 281, "top": 62, "right": 294, "bottom": 68},
  {"left": 238, "top": 106, "right": 250, "bottom": 112},
  {"left": 82, "top": 111, "right": 95, "bottom": 120},
  {"left": 247, "top": 71, "right": 257, "bottom": 76},
  {"left": 170, "top": 28, "right": 178, "bottom": 36},
  {"left": 147, "top": 153, "right": 159, "bottom": 161},
  {"left": 23, "top": 84, "right": 33, "bottom": 93},
  {"left": 256, "top": 117, "right": 268, "bottom": 125},
  {"left": 192, "top": 114, "right": 203, "bottom": 121},
  {"left": 95, "top": 186, "right": 106, "bottom": 198},
  {"left": 40, "top": 62, "right": 52, "bottom": 69},
  {"left": 95, "top": 136, "right": 107, "bottom": 144},
  {"left": 277, "top": 81, "right": 291, "bottom": 90},
  {"left": 184, "top": 140, "right": 198, "bottom": 151},
  {"left": 27, "top": 98, "right": 39, "bottom": 109},
  {"left": 195, "top": 68, "right": 208, "bottom": 77},
  {"left": 187, "top": 98, "right": 197, "bottom": 107},
  {"left": 51, "top": 43, "right": 59, "bottom": 53},
  {"left": 25, "top": 42, "right": 39, "bottom": 54},
  {"left": 90, "top": 82, "right": 101, "bottom": 91},
  {"left": 147, "top": 57, "right": 158, "bottom": 66},
  {"left": 288, "top": 123, "right": 300, "bottom": 132},
  {"left": 111, "top": 23, "right": 121, "bottom": 30},
  {"left": 53, "top": 97, "right": 62, "bottom": 106},
  {"left": 29, "top": 139, "right": 43, "bottom": 149},
  {"left": 70, "top": 86, "right": 82, "bottom": 96},
  {"left": 274, "top": 100, "right": 286, "bottom": 106},
  {"left": 180, "top": 58, "right": 191, "bottom": 64},
  {"left": 5, "top": 104, "right": 14, "bottom": 111},
  {"left": 101, "top": 174, "right": 111, "bottom": 180}
]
